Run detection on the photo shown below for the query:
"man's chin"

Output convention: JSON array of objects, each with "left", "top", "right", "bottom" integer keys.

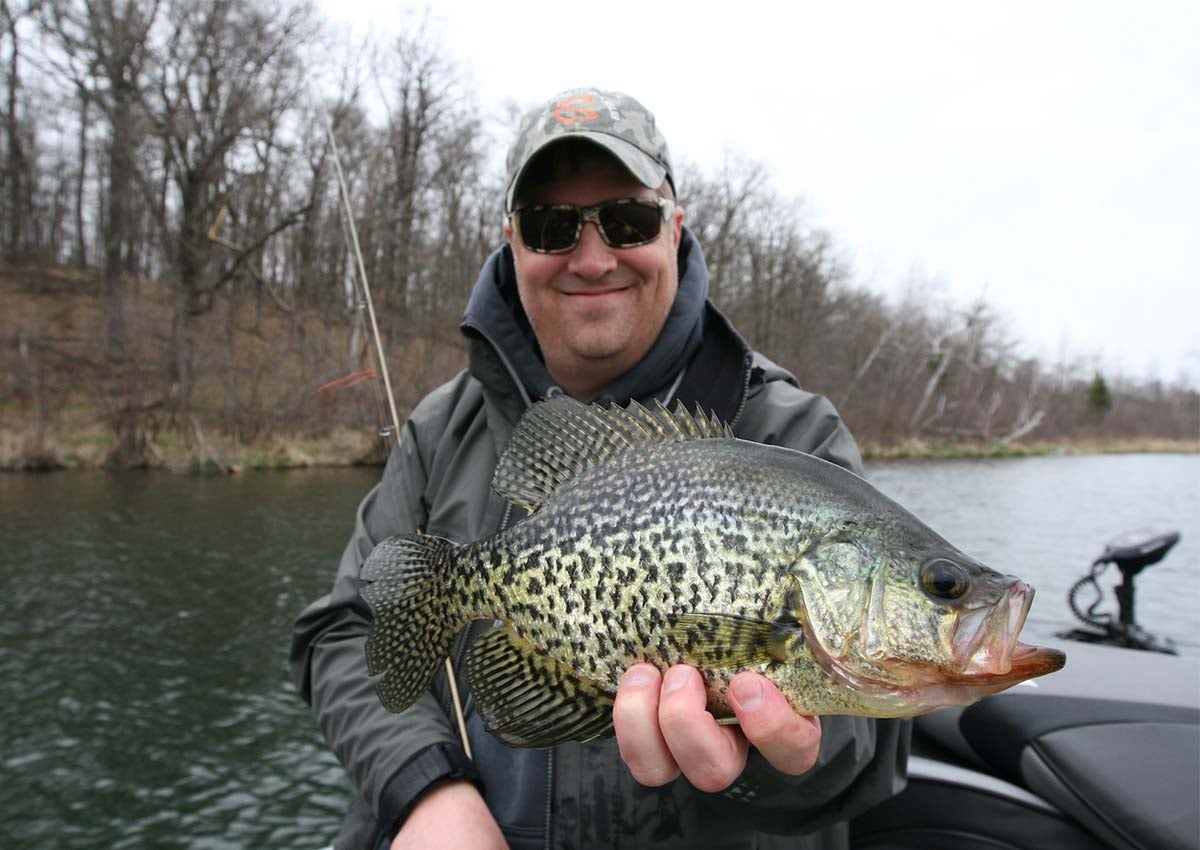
[{"left": 560, "top": 323, "right": 636, "bottom": 362}]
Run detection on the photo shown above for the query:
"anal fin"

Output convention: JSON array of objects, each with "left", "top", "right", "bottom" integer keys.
[{"left": 466, "top": 626, "right": 614, "bottom": 748}]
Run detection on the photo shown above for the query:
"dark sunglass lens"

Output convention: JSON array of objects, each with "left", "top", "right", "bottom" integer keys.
[
  {"left": 599, "top": 203, "right": 662, "bottom": 246},
  {"left": 521, "top": 207, "right": 580, "bottom": 251}
]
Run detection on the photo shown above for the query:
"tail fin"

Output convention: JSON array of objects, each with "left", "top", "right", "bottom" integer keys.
[{"left": 360, "top": 533, "right": 461, "bottom": 713}]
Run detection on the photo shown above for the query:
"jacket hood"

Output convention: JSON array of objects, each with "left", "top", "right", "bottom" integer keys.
[{"left": 461, "top": 227, "right": 710, "bottom": 406}]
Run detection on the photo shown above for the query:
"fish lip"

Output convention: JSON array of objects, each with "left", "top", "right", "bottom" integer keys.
[
  {"left": 935, "top": 643, "right": 1067, "bottom": 694},
  {"left": 937, "top": 639, "right": 1068, "bottom": 688},
  {"left": 811, "top": 641, "right": 1066, "bottom": 716},
  {"left": 984, "top": 643, "right": 1070, "bottom": 681}
]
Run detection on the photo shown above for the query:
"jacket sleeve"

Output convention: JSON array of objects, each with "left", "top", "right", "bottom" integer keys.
[
  {"left": 289, "top": 418, "right": 478, "bottom": 840},
  {"left": 713, "top": 372, "right": 911, "bottom": 832}
]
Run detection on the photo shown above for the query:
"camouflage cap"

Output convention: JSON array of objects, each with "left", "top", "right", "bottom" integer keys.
[{"left": 504, "top": 87, "right": 675, "bottom": 212}]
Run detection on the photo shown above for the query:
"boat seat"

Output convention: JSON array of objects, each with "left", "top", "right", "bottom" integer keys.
[{"left": 959, "top": 694, "right": 1200, "bottom": 850}]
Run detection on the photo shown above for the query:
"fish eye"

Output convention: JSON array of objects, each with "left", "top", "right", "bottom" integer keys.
[{"left": 920, "top": 558, "right": 969, "bottom": 600}]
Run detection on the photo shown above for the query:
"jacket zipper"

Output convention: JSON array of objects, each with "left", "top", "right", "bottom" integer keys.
[
  {"left": 729, "top": 352, "right": 755, "bottom": 427},
  {"left": 543, "top": 747, "right": 555, "bottom": 850}
]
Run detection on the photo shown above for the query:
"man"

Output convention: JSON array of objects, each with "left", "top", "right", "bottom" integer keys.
[{"left": 291, "top": 87, "right": 909, "bottom": 850}]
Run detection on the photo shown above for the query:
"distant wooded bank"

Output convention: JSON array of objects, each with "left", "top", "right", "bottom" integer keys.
[
  {"left": 2, "top": 2, "right": 1196, "bottom": 471},
  {"left": 3, "top": 264, "right": 1196, "bottom": 473}
]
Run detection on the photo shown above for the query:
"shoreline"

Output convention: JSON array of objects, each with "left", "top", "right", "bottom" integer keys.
[
  {"left": 3, "top": 425, "right": 1197, "bottom": 474},
  {"left": 860, "top": 438, "right": 1200, "bottom": 461}
]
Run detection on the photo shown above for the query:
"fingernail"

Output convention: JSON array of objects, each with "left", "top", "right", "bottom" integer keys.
[
  {"left": 621, "top": 666, "right": 657, "bottom": 688},
  {"left": 662, "top": 666, "right": 691, "bottom": 694},
  {"left": 732, "top": 676, "right": 763, "bottom": 711}
]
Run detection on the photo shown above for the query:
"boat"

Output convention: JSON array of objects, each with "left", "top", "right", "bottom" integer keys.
[{"left": 850, "top": 529, "right": 1200, "bottom": 850}]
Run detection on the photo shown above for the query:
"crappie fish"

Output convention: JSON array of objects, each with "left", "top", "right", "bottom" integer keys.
[{"left": 360, "top": 397, "right": 1065, "bottom": 747}]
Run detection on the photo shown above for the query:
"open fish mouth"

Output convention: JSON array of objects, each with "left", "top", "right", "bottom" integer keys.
[
  {"left": 950, "top": 579, "right": 1036, "bottom": 676},
  {"left": 804, "top": 577, "right": 1066, "bottom": 716},
  {"left": 944, "top": 579, "right": 1065, "bottom": 685}
]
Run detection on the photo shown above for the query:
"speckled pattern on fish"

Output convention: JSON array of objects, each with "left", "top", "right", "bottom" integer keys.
[{"left": 360, "top": 397, "right": 1065, "bottom": 748}]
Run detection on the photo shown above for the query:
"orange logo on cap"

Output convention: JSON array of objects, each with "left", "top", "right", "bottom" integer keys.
[{"left": 554, "top": 94, "right": 599, "bottom": 125}]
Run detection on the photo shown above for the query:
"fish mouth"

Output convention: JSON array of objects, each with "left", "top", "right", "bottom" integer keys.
[
  {"left": 950, "top": 580, "right": 1035, "bottom": 676},
  {"left": 937, "top": 579, "right": 1066, "bottom": 689},
  {"left": 812, "top": 639, "right": 1066, "bottom": 717},
  {"left": 805, "top": 578, "right": 1066, "bottom": 716}
]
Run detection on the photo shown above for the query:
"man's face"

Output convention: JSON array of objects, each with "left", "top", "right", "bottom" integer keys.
[{"left": 504, "top": 157, "right": 685, "bottom": 401}]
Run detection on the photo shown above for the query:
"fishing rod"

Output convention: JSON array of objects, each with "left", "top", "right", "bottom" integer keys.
[{"left": 320, "top": 108, "right": 473, "bottom": 760}]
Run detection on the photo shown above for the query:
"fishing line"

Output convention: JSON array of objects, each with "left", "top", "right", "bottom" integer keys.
[{"left": 320, "top": 106, "right": 473, "bottom": 760}]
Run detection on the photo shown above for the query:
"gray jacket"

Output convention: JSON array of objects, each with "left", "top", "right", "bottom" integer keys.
[{"left": 291, "top": 240, "right": 909, "bottom": 850}]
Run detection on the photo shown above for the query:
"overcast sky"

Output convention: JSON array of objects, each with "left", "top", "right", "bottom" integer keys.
[{"left": 318, "top": 0, "right": 1199, "bottom": 387}]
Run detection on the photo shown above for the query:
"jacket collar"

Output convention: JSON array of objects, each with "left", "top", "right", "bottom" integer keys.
[{"left": 674, "top": 303, "right": 756, "bottom": 426}]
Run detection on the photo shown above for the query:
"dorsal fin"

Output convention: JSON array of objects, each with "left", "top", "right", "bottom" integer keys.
[{"left": 492, "top": 396, "right": 733, "bottom": 513}]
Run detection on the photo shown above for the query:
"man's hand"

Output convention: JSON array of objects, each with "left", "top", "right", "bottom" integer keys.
[
  {"left": 390, "top": 780, "right": 510, "bottom": 850},
  {"left": 613, "top": 663, "right": 821, "bottom": 793}
]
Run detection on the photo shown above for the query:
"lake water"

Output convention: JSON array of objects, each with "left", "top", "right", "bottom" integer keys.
[
  {"left": 1, "top": 454, "right": 1197, "bottom": 849},
  {"left": 864, "top": 453, "right": 1200, "bottom": 654}
]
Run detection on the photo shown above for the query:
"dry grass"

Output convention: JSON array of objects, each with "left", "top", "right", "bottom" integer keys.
[
  {"left": 1, "top": 264, "right": 464, "bottom": 473},
  {"left": 0, "top": 422, "right": 388, "bottom": 472}
]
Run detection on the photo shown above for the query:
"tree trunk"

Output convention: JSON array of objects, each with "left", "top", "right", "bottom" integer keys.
[
  {"left": 4, "top": 8, "right": 25, "bottom": 262},
  {"left": 169, "top": 180, "right": 205, "bottom": 415},
  {"left": 74, "top": 88, "right": 88, "bottom": 266},
  {"left": 102, "top": 94, "right": 133, "bottom": 362}
]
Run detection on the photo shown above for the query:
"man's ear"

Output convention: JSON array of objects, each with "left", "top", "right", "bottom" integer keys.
[
  {"left": 672, "top": 203, "right": 685, "bottom": 244},
  {"left": 504, "top": 220, "right": 520, "bottom": 270}
]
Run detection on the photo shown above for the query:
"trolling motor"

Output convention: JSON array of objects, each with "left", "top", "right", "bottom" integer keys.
[{"left": 1058, "top": 529, "right": 1181, "bottom": 654}]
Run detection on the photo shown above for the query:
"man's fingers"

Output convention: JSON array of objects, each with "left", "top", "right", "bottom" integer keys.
[
  {"left": 613, "top": 664, "right": 680, "bottom": 787},
  {"left": 730, "top": 672, "right": 821, "bottom": 776},
  {"left": 658, "top": 665, "right": 748, "bottom": 792}
]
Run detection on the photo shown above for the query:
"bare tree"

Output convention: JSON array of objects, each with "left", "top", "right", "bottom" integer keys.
[
  {"left": 1, "top": 0, "right": 45, "bottom": 262},
  {"left": 39, "top": 0, "right": 160, "bottom": 362},
  {"left": 683, "top": 153, "right": 767, "bottom": 305},
  {"left": 142, "top": 0, "right": 313, "bottom": 426},
  {"left": 71, "top": 84, "right": 88, "bottom": 264},
  {"left": 372, "top": 20, "right": 468, "bottom": 332}
]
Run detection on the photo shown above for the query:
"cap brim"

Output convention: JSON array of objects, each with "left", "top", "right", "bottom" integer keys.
[{"left": 505, "top": 132, "right": 668, "bottom": 212}]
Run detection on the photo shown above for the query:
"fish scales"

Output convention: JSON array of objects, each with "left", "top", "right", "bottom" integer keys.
[
  {"left": 359, "top": 397, "right": 1066, "bottom": 747},
  {"left": 459, "top": 440, "right": 808, "bottom": 684}
]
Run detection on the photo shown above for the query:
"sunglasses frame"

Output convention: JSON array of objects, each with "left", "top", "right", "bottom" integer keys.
[{"left": 512, "top": 197, "right": 675, "bottom": 254}]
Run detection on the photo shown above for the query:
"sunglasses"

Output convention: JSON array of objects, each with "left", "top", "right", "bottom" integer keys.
[{"left": 512, "top": 198, "right": 675, "bottom": 253}]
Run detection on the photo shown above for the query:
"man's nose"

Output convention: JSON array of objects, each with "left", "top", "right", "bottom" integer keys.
[{"left": 566, "top": 221, "right": 619, "bottom": 279}]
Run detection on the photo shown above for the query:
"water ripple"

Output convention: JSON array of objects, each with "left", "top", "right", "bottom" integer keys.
[{"left": 1, "top": 468, "right": 374, "bottom": 850}]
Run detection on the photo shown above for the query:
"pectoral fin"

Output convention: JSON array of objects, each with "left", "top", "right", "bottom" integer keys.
[
  {"left": 465, "top": 626, "right": 614, "bottom": 748},
  {"left": 667, "top": 612, "right": 805, "bottom": 669}
]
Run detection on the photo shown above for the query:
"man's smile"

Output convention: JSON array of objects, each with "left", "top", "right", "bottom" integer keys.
[{"left": 560, "top": 283, "right": 635, "bottom": 298}]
